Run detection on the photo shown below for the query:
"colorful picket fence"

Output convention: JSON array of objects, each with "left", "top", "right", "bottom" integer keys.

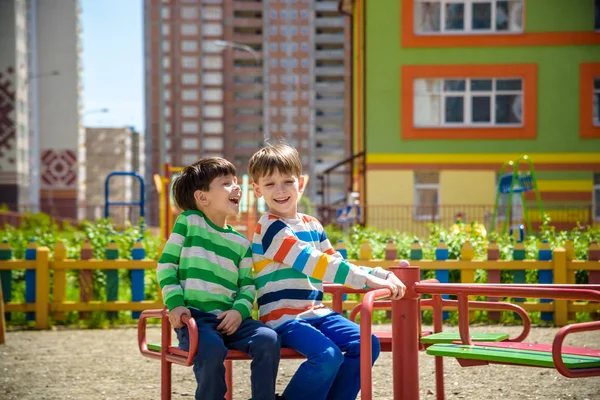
[
  {"left": 0, "top": 238, "right": 599, "bottom": 330},
  {"left": 335, "top": 238, "right": 600, "bottom": 326},
  {"left": 0, "top": 239, "right": 162, "bottom": 329}
]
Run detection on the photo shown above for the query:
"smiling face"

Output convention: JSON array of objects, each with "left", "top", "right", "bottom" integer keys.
[
  {"left": 253, "top": 169, "right": 304, "bottom": 219},
  {"left": 194, "top": 174, "right": 241, "bottom": 227}
]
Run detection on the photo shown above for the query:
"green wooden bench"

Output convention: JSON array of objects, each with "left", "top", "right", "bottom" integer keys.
[
  {"left": 426, "top": 343, "right": 600, "bottom": 369},
  {"left": 420, "top": 332, "right": 509, "bottom": 345}
]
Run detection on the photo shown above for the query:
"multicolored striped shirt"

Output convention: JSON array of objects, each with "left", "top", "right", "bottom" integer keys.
[
  {"left": 157, "top": 210, "right": 255, "bottom": 320},
  {"left": 252, "top": 213, "right": 390, "bottom": 328}
]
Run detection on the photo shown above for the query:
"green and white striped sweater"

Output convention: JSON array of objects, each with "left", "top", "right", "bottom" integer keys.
[{"left": 157, "top": 210, "right": 255, "bottom": 319}]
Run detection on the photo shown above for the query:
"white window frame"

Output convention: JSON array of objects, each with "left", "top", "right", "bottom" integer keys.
[
  {"left": 202, "top": 6, "right": 223, "bottom": 20},
  {"left": 182, "top": 122, "right": 199, "bottom": 133},
  {"left": 203, "top": 121, "right": 223, "bottom": 134},
  {"left": 203, "top": 89, "right": 223, "bottom": 101},
  {"left": 202, "top": 24, "right": 222, "bottom": 36},
  {"left": 181, "top": 6, "right": 198, "bottom": 19},
  {"left": 594, "top": 76, "right": 600, "bottom": 126},
  {"left": 181, "top": 24, "right": 198, "bottom": 36},
  {"left": 182, "top": 89, "right": 199, "bottom": 101},
  {"left": 181, "top": 40, "right": 198, "bottom": 52},
  {"left": 182, "top": 73, "right": 198, "bottom": 85},
  {"left": 181, "top": 56, "right": 199, "bottom": 69},
  {"left": 414, "top": 0, "right": 524, "bottom": 35},
  {"left": 414, "top": 77, "right": 524, "bottom": 128},
  {"left": 204, "top": 137, "right": 224, "bottom": 151},
  {"left": 413, "top": 171, "right": 440, "bottom": 221},
  {"left": 182, "top": 138, "right": 198, "bottom": 149},
  {"left": 182, "top": 106, "right": 199, "bottom": 117},
  {"left": 203, "top": 105, "right": 223, "bottom": 118}
]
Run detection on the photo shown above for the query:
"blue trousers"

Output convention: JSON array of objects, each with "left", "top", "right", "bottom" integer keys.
[
  {"left": 176, "top": 309, "right": 281, "bottom": 400},
  {"left": 275, "top": 312, "right": 381, "bottom": 400}
]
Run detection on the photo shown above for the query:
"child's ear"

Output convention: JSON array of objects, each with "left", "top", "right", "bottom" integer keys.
[
  {"left": 194, "top": 190, "right": 209, "bottom": 205},
  {"left": 298, "top": 175, "right": 306, "bottom": 194},
  {"left": 252, "top": 182, "right": 263, "bottom": 198}
]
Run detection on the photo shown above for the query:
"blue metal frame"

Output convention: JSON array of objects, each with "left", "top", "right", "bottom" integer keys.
[{"left": 104, "top": 171, "right": 145, "bottom": 226}]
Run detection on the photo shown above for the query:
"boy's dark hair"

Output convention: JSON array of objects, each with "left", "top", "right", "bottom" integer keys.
[
  {"left": 172, "top": 157, "right": 237, "bottom": 211},
  {"left": 248, "top": 141, "right": 302, "bottom": 183}
]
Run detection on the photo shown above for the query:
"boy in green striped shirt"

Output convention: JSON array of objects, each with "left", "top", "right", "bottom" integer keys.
[{"left": 157, "top": 157, "right": 281, "bottom": 400}]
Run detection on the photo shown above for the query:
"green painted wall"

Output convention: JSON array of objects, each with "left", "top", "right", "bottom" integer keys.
[
  {"left": 527, "top": 0, "right": 595, "bottom": 32},
  {"left": 365, "top": 0, "right": 600, "bottom": 154}
]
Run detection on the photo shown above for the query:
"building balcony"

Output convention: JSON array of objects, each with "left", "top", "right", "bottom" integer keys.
[
  {"left": 233, "top": 50, "right": 263, "bottom": 60},
  {"left": 232, "top": 1, "right": 262, "bottom": 11},
  {"left": 315, "top": 50, "right": 345, "bottom": 59},
  {"left": 315, "top": 130, "right": 346, "bottom": 141},
  {"left": 315, "top": 98, "right": 345, "bottom": 107},
  {"left": 315, "top": 1, "right": 339, "bottom": 12},
  {"left": 315, "top": 34, "right": 345, "bottom": 44},
  {"left": 234, "top": 75, "right": 263, "bottom": 84},
  {"left": 232, "top": 99, "right": 263, "bottom": 107},
  {"left": 232, "top": 34, "right": 263, "bottom": 44},
  {"left": 316, "top": 149, "right": 347, "bottom": 161},
  {"left": 225, "top": 130, "right": 264, "bottom": 139},
  {"left": 315, "top": 82, "right": 345, "bottom": 90},
  {"left": 315, "top": 18, "right": 345, "bottom": 27},
  {"left": 315, "top": 113, "right": 344, "bottom": 122},
  {"left": 233, "top": 18, "right": 263, "bottom": 28},
  {"left": 233, "top": 66, "right": 263, "bottom": 75},
  {"left": 231, "top": 113, "right": 263, "bottom": 123},
  {"left": 314, "top": 66, "right": 345, "bottom": 76},
  {"left": 232, "top": 83, "right": 263, "bottom": 92}
]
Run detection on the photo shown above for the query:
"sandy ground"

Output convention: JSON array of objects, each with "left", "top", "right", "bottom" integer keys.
[{"left": 1, "top": 324, "right": 599, "bottom": 400}]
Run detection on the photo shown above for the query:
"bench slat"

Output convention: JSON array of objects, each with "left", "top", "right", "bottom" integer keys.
[
  {"left": 420, "top": 332, "right": 509, "bottom": 344},
  {"left": 147, "top": 343, "right": 304, "bottom": 360},
  {"left": 426, "top": 343, "right": 600, "bottom": 369},
  {"left": 472, "top": 341, "right": 600, "bottom": 357}
]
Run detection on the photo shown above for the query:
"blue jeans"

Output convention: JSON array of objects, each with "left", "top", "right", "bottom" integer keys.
[
  {"left": 275, "top": 312, "right": 381, "bottom": 400},
  {"left": 176, "top": 309, "right": 281, "bottom": 400}
]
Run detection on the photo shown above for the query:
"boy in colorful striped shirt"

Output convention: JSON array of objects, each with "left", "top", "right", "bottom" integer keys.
[
  {"left": 157, "top": 157, "right": 281, "bottom": 400},
  {"left": 248, "top": 143, "right": 406, "bottom": 400}
]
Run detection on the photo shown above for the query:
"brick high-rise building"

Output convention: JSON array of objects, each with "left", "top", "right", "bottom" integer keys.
[{"left": 144, "top": 0, "right": 351, "bottom": 225}]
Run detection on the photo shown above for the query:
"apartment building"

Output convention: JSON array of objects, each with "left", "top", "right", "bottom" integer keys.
[
  {"left": 0, "top": 0, "right": 83, "bottom": 219},
  {"left": 85, "top": 127, "right": 145, "bottom": 224},
  {"left": 144, "top": 0, "right": 352, "bottom": 225}
]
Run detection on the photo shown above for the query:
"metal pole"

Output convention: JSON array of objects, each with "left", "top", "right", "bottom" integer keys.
[{"left": 390, "top": 263, "right": 421, "bottom": 400}]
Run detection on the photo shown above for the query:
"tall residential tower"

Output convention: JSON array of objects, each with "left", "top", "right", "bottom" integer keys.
[{"left": 144, "top": 0, "right": 351, "bottom": 224}]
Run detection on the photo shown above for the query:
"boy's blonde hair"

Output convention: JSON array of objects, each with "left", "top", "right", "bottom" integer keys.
[{"left": 248, "top": 142, "right": 302, "bottom": 183}]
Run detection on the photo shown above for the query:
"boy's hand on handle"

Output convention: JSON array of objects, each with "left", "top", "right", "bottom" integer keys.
[
  {"left": 365, "top": 274, "right": 400, "bottom": 299},
  {"left": 169, "top": 306, "right": 191, "bottom": 328},
  {"left": 217, "top": 309, "right": 243, "bottom": 335},
  {"left": 385, "top": 272, "right": 407, "bottom": 300}
]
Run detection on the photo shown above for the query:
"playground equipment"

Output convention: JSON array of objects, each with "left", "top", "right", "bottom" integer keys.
[
  {"left": 137, "top": 281, "right": 542, "bottom": 400},
  {"left": 491, "top": 155, "right": 544, "bottom": 235},
  {"left": 104, "top": 171, "right": 145, "bottom": 231},
  {"left": 138, "top": 262, "right": 600, "bottom": 400},
  {"left": 357, "top": 265, "right": 600, "bottom": 400}
]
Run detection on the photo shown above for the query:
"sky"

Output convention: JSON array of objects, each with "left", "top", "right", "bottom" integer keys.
[{"left": 80, "top": 0, "right": 144, "bottom": 132}]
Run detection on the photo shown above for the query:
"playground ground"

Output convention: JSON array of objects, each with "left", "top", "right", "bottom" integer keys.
[{"left": 1, "top": 324, "right": 599, "bottom": 400}]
